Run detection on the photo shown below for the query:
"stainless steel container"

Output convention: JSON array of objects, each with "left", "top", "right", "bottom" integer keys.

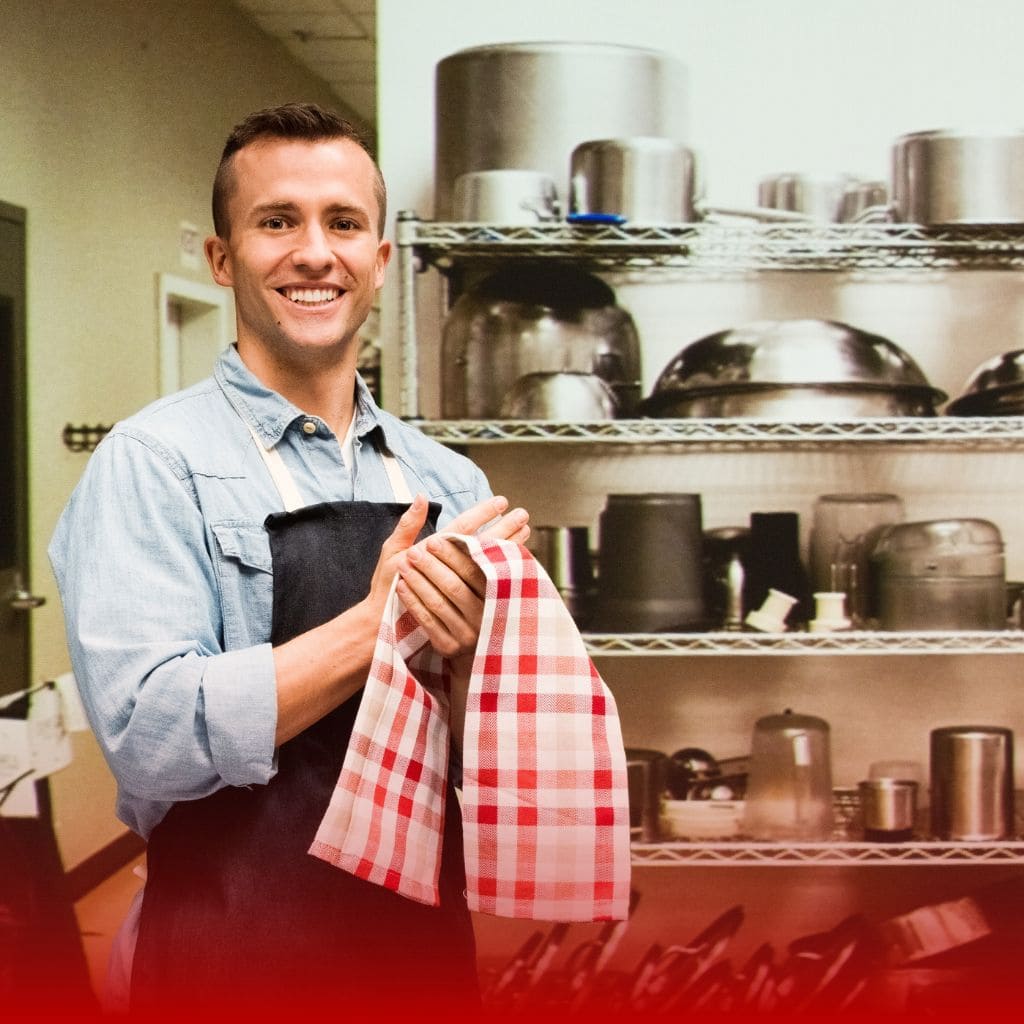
[
  {"left": 859, "top": 779, "right": 918, "bottom": 842},
  {"left": 758, "top": 173, "right": 860, "bottom": 222},
  {"left": 451, "top": 169, "right": 559, "bottom": 223},
  {"left": 947, "top": 348, "right": 1024, "bottom": 415},
  {"left": 440, "top": 264, "right": 642, "bottom": 419},
  {"left": 498, "top": 372, "right": 618, "bottom": 420},
  {"left": 870, "top": 519, "right": 1006, "bottom": 630},
  {"left": 891, "top": 130, "right": 1024, "bottom": 226},
  {"left": 838, "top": 180, "right": 889, "bottom": 222},
  {"left": 569, "top": 137, "right": 698, "bottom": 224},
  {"left": 526, "top": 525, "right": 595, "bottom": 623},
  {"left": 592, "top": 493, "right": 706, "bottom": 632},
  {"left": 434, "top": 42, "right": 687, "bottom": 218},
  {"left": 930, "top": 726, "right": 1014, "bottom": 840},
  {"left": 640, "top": 319, "right": 946, "bottom": 420}
]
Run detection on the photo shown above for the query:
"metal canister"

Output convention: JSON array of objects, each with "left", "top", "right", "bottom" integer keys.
[
  {"left": 929, "top": 726, "right": 1015, "bottom": 840},
  {"left": 870, "top": 518, "right": 1006, "bottom": 630},
  {"left": 526, "top": 526, "right": 595, "bottom": 624},
  {"left": 592, "top": 493, "right": 706, "bottom": 632},
  {"left": 859, "top": 779, "right": 918, "bottom": 842},
  {"left": 569, "top": 136, "right": 698, "bottom": 224}
]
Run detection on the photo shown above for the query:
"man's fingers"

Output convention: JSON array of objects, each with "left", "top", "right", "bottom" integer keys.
[
  {"left": 447, "top": 495, "right": 510, "bottom": 536},
  {"left": 422, "top": 537, "right": 486, "bottom": 597},
  {"left": 396, "top": 564, "right": 481, "bottom": 656},
  {"left": 478, "top": 507, "right": 530, "bottom": 541},
  {"left": 503, "top": 524, "right": 531, "bottom": 546}
]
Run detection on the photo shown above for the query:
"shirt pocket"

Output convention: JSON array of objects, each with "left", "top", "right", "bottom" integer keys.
[{"left": 210, "top": 521, "right": 273, "bottom": 650}]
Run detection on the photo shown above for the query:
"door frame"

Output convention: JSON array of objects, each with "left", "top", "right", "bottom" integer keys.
[
  {"left": 156, "top": 273, "right": 232, "bottom": 395},
  {"left": 0, "top": 201, "right": 28, "bottom": 698}
]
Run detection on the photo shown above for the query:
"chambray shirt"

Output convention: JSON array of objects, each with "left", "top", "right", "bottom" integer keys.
[{"left": 48, "top": 345, "right": 491, "bottom": 839}]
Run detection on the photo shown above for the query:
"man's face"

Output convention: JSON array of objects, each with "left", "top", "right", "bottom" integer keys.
[{"left": 205, "top": 137, "right": 390, "bottom": 372}]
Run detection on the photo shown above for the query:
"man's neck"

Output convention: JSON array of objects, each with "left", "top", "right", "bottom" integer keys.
[{"left": 237, "top": 339, "right": 359, "bottom": 437}]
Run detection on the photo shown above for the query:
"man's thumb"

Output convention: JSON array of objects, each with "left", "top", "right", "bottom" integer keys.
[{"left": 386, "top": 493, "right": 428, "bottom": 550}]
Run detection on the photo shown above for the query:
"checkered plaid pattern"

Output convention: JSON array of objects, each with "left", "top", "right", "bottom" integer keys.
[{"left": 309, "top": 535, "right": 631, "bottom": 922}]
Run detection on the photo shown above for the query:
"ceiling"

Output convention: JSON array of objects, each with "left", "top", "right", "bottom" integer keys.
[{"left": 230, "top": 0, "right": 377, "bottom": 128}]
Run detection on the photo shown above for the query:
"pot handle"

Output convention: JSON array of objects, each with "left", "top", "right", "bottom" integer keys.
[
  {"left": 696, "top": 203, "right": 815, "bottom": 224},
  {"left": 849, "top": 203, "right": 897, "bottom": 224}
]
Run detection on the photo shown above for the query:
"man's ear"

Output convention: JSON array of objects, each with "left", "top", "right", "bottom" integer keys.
[
  {"left": 374, "top": 239, "right": 392, "bottom": 289},
  {"left": 204, "top": 235, "right": 232, "bottom": 286}
]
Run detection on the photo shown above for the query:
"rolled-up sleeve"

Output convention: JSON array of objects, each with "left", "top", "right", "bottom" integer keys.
[{"left": 49, "top": 429, "right": 278, "bottom": 833}]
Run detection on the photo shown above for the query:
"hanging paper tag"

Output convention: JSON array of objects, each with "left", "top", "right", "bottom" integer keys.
[
  {"left": 0, "top": 774, "right": 39, "bottom": 817},
  {"left": 54, "top": 672, "right": 90, "bottom": 732},
  {"left": 0, "top": 718, "right": 33, "bottom": 789},
  {"left": 29, "top": 683, "right": 73, "bottom": 776}
]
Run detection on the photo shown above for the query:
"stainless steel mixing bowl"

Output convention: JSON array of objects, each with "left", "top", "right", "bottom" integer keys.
[
  {"left": 946, "top": 348, "right": 1024, "bottom": 415},
  {"left": 640, "top": 319, "right": 946, "bottom": 419},
  {"left": 441, "top": 264, "right": 642, "bottom": 419},
  {"left": 498, "top": 371, "right": 618, "bottom": 420}
]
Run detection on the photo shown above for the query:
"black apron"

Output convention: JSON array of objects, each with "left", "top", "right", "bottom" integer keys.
[{"left": 130, "top": 439, "right": 480, "bottom": 1017}]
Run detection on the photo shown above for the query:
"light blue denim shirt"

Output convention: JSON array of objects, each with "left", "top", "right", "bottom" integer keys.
[{"left": 48, "top": 345, "right": 491, "bottom": 839}]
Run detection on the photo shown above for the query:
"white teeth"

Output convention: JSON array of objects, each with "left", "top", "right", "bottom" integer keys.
[{"left": 283, "top": 287, "right": 340, "bottom": 304}]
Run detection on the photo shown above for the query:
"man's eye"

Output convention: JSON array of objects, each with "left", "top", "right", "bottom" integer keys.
[
  {"left": 332, "top": 219, "right": 357, "bottom": 231},
  {"left": 263, "top": 217, "right": 288, "bottom": 229}
]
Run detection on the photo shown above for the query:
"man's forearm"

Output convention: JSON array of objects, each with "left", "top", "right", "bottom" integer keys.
[{"left": 272, "top": 598, "right": 381, "bottom": 745}]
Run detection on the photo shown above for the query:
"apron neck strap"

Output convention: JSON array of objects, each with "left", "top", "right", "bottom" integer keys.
[
  {"left": 381, "top": 448, "right": 414, "bottom": 504},
  {"left": 245, "top": 422, "right": 413, "bottom": 511}
]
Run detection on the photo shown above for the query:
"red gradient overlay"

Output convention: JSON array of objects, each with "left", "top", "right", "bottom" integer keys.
[{"left": 8, "top": 956, "right": 1024, "bottom": 1023}]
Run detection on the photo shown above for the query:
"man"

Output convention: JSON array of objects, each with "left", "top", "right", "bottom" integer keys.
[{"left": 49, "top": 103, "right": 529, "bottom": 1015}]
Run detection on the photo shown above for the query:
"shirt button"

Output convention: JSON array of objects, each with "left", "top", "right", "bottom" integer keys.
[{"left": 302, "top": 420, "right": 317, "bottom": 436}]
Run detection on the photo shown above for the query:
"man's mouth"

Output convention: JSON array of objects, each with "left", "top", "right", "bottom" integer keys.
[{"left": 279, "top": 287, "right": 341, "bottom": 306}]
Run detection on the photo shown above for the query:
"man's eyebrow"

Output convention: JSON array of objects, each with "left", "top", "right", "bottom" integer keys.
[
  {"left": 323, "top": 203, "right": 370, "bottom": 221},
  {"left": 249, "top": 201, "right": 300, "bottom": 219},
  {"left": 247, "top": 201, "right": 369, "bottom": 222}
]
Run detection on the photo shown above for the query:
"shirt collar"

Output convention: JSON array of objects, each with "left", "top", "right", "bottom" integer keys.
[{"left": 215, "top": 344, "right": 389, "bottom": 448}]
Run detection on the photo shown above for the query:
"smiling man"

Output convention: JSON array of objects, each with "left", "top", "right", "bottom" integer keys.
[{"left": 49, "top": 103, "right": 529, "bottom": 1016}]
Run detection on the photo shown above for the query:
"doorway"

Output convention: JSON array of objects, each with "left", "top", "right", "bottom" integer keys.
[
  {"left": 0, "top": 202, "right": 31, "bottom": 700},
  {"left": 157, "top": 273, "right": 231, "bottom": 395}
]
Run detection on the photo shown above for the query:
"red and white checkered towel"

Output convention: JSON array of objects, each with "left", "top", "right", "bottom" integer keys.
[{"left": 309, "top": 534, "right": 631, "bottom": 922}]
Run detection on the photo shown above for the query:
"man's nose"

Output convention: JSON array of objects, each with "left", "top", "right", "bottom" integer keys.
[{"left": 292, "top": 223, "right": 334, "bottom": 269}]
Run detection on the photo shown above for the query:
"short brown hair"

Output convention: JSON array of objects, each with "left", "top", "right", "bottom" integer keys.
[{"left": 212, "top": 102, "right": 386, "bottom": 237}]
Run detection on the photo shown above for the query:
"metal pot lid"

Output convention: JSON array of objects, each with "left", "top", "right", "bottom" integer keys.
[{"left": 871, "top": 518, "right": 1004, "bottom": 561}]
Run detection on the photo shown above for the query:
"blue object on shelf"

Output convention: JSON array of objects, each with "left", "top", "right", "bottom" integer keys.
[{"left": 566, "top": 212, "right": 628, "bottom": 226}]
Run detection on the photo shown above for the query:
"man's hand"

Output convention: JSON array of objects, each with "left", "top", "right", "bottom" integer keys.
[
  {"left": 274, "top": 494, "right": 528, "bottom": 747},
  {"left": 392, "top": 493, "right": 529, "bottom": 746},
  {"left": 394, "top": 494, "right": 530, "bottom": 658}
]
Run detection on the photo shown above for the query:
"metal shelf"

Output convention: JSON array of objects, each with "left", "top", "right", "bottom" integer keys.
[
  {"left": 584, "top": 629, "right": 1024, "bottom": 657},
  {"left": 395, "top": 213, "right": 1024, "bottom": 418},
  {"left": 400, "top": 215, "right": 1024, "bottom": 872},
  {"left": 633, "top": 791, "right": 1024, "bottom": 865},
  {"left": 631, "top": 838, "right": 1024, "bottom": 867},
  {"left": 398, "top": 215, "right": 1024, "bottom": 274},
  {"left": 410, "top": 416, "right": 1024, "bottom": 451}
]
